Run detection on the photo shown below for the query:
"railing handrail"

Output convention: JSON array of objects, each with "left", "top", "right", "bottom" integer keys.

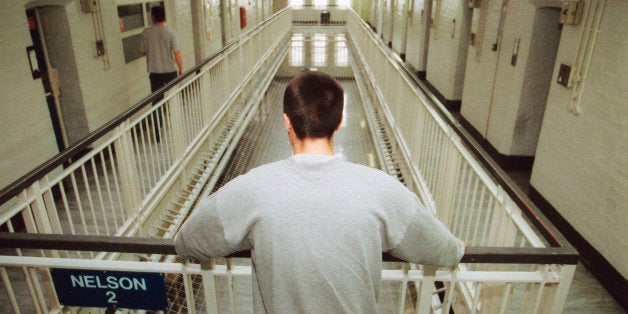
[
  {"left": 0, "top": 232, "right": 579, "bottom": 265},
  {"left": 345, "top": 9, "right": 577, "bottom": 254},
  {"left": 0, "top": 7, "right": 292, "bottom": 207}
]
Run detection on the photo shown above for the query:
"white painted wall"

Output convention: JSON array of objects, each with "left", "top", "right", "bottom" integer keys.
[
  {"left": 0, "top": 1, "right": 60, "bottom": 190},
  {"left": 483, "top": 1, "right": 547, "bottom": 154},
  {"left": 462, "top": 1, "right": 561, "bottom": 156},
  {"left": 192, "top": 0, "right": 224, "bottom": 64},
  {"left": 63, "top": 1, "right": 130, "bottom": 136},
  {"left": 531, "top": 0, "right": 628, "bottom": 278},
  {"left": 391, "top": 0, "right": 407, "bottom": 55},
  {"left": 381, "top": 0, "right": 393, "bottom": 45},
  {"left": 425, "top": 0, "right": 471, "bottom": 100},
  {"left": 404, "top": 0, "right": 430, "bottom": 73},
  {"left": 460, "top": 0, "right": 502, "bottom": 137},
  {"left": 38, "top": 6, "right": 90, "bottom": 145},
  {"left": 512, "top": 8, "right": 561, "bottom": 155}
]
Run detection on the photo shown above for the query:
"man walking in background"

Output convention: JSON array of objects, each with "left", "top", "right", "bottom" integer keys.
[
  {"left": 140, "top": 5, "right": 183, "bottom": 94},
  {"left": 139, "top": 5, "right": 182, "bottom": 141},
  {"left": 175, "top": 71, "right": 464, "bottom": 313}
]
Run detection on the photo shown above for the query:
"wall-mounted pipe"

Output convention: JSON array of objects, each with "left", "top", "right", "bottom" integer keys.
[
  {"left": 485, "top": 0, "right": 510, "bottom": 137},
  {"left": 569, "top": 0, "right": 606, "bottom": 115},
  {"left": 474, "top": 0, "right": 488, "bottom": 61},
  {"left": 91, "top": 0, "right": 111, "bottom": 69},
  {"left": 491, "top": 0, "right": 508, "bottom": 51}
]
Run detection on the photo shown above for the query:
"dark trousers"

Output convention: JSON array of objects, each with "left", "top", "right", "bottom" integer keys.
[
  {"left": 148, "top": 72, "right": 177, "bottom": 140},
  {"left": 149, "top": 71, "right": 178, "bottom": 101}
]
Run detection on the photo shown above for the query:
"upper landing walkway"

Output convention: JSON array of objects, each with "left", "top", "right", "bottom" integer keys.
[{"left": 0, "top": 6, "right": 620, "bottom": 313}]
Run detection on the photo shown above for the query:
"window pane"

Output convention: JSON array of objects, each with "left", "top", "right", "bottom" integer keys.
[
  {"left": 122, "top": 34, "right": 143, "bottom": 63},
  {"left": 145, "top": 1, "right": 165, "bottom": 26},
  {"left": 117, "top": 4, "right": 144, "bottom": 32},
  {"left": 290, "top": 33, "right": 304, "bottom": 66},
  {"left": 313, "top": 34, "right": 326, "bottom": 67}
]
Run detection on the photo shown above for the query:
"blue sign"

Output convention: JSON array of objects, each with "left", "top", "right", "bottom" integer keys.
[{"left": 51, "top": 269, "right": 168, "bottom": 310}]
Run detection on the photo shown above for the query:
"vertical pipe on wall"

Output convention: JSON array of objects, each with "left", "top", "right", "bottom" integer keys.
[
  {"left": 474, "top": 0, "right": 488, "bottom": 61},
  {"left": 569, "top": 0, "right": 606, "bottom": 115},
  {"left": 484, "top": 0, "right": 509, "bottom": 137}
]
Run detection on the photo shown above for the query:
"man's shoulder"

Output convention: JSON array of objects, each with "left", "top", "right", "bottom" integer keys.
[{"left": 342, "top": 160, "right": 396, "bottom": 180}]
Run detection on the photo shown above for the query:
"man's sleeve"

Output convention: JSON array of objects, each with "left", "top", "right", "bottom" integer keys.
[
  {"left": 388, "top": 196, "right": 464, "bottom": 267},
  {"left": 174, "top": 195, "right": 233, "bottom": 259},
  {"left": 171, "top": 29, "right": 181, "bottom": 53}
]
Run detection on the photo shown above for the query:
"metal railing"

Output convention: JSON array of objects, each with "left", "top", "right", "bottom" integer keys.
[
  {"left": 0, "top": 8, "right": 292, "bottom": 312},
  {"left": 0, "top": 6, "right": 578, "bottom": 314},
  {"left": 345, "top": 8, "right": 578, "bottom": 313}
]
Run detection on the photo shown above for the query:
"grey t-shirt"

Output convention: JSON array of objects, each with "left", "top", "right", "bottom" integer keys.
[
  {"left": 175, "top": 154, "right": 464, "bottom": 313},
  {"left": 139, "top": 25, "right": 180, "bottom": 73}
]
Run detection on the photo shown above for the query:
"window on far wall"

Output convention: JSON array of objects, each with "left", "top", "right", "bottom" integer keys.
[{"left": 117, "top": 1, "right": 164, "bottom": 64}]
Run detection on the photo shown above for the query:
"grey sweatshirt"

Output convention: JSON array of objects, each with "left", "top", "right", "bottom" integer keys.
[{"left": 175, "top": 155, "right": 464, "bottom": 313}]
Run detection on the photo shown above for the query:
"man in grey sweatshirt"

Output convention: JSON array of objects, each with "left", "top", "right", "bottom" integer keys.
[{"left": 175, "top": 71, "right": 464, "bottom": 313}]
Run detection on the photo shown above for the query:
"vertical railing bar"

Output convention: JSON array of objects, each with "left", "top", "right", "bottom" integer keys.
[
  {"left": 79, "top": 165, "right": 99, "bottom": 236},
  {"left": 418, "top": 117, "right": 431, "bottom": 180},
  {"left": 459, "top": 163, "right": 475, "bottom": 237},
  {"left": 422, "top": 118, "right": 435, "bottom": 187},
  {"left": 471, "top": 186, "right": 487, "bottom": 246},
  {"left": 99, "top": 150, "right": 119, "bottom": 231},
  {"left": 190, "top": 83, "right": 197, "bottom": 134},
  {"left": 149, "top": 109, "right": 162, "bottom": 173},
  {"left": 89, "top": 158, "right": 110, "bottom": 236},
  {"left": 518, "top": 283, "right": 532, "bottom": 314},
  {"left": 183, "top": 273, "right": 197, "bottom": 314},
  {"left": 130, "top": 126, "right": 146, "bottom": 196},
  {"left": 451, "top": 163, "right": 467, "bottom": 235},
  {"left": 192, "top": 83, "right": 200, "bottom": 137},
  {"left": 0, "top": 266, "right": 19, "bottom": 313},
  {"left": 149, "top": 108, "right": 159, "bottom": 157},
  {"left": 179, "top": 90, "right": 187, "bottom": 144},
  {"left": 188, "top": 85, "right": 195, "bottom": 142},
  {"left": 470, "top": 282, "right": 482, "bottom": 314},
  {"left": 28, "top": 267, "right": 47, "bottom": 313},
  {"left": 138, "top": 121, "right": 154, "bottom": 189},
  {"left": 201, "top": 261, "right": 220, "bottom": 314},
  {"left": 69, "top": 173, "right": 88, "bottom": 236},
  {"left": 107, "top": 145, "right": 126, "bottom": 223},
  {"left": 464, "top": 176, "right": 481, "bottom": 241},
  {"left": 432, "top": 130, "right": 447, "bottom": 192},
  {"left": 532, "top": 282, "right": 546, "bottom": 313},
  {"left": 144, "top": 118, "right": 159, "bottom": 188},
  {"left": 151, "top": 110, "right": 166, "bottom": 175},
  {"left": 499, "top": 282, "right": 514, "bottom": 314},
  {"left": 196, "top": 80, "right": 204, "bottom": 132},
  {"left": 481, "top": 196, "right": 496, "bottom": 247},
  {"left": 441, "top": 274, "right": 455, "bottom": 313},
  {"left": 398, "top": 266, "right": 408, "bottom": 314},
  {"left": 58, "top": 183, "right": 76, "bottom": 236},
  {"left": 451, "top": 153, "right": 463, "bottom": 226},
  {"left": 427, "top": 121, "right": 441, "bottom": 189},
  {"left": 549, "top": 264, "right": 576, "bottom": 313},
  {"left": 21, "top": 266, "right": 42, "bottom": 314},
  {"left": 7, "top": 220, "right": 43, "bottom": 314},
  {"left": 226, "top": 259, "right": 237, "bottom": 314}
]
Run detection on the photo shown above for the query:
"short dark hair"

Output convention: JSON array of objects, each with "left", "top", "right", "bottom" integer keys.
[
  {"left": 283, "top": 71, "right": 344, "bottom": 139},
  {"left": 151, "top": 6, "right": 166, "bottom": 22}
]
